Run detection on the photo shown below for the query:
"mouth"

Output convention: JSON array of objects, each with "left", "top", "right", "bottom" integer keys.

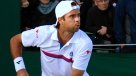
[{"left": 76, "top": 24, "right": 80, "bottom": 28}]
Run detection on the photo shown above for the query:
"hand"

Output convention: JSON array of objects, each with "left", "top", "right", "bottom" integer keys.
[
  {"left": 120, "top": 44, "right": 125, "bottom": 49},
  {"left": 17, "top": 69, "right": 29, "bottom": 76},
  {"left": 21, "top": 0, "right": 29, "bottom": 8},
  {"left": 97, "top": 26, "right": 107, "bottom": 35},
  {"left": 106, "top": 34, "right": 111, "bottom": 38}
]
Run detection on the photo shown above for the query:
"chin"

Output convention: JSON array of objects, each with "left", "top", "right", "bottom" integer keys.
[{"left": 75, "top": 29, "right": 79, "bottom": 32}]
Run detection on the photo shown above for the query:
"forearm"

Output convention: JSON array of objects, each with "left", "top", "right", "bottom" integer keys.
[
  {"left": 10, "top": 34, "right": 23, "bottom": 59},
  {"left": 72, "top": 68, "right": 84, "bottom": 76},
  {"left": 10, "top": 34, "right": 28, "bottom": 73}
]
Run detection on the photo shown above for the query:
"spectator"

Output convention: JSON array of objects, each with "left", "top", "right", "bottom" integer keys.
[
  {"left": 80, "top": 0, "right": 93, "bottom": 31},
  {"left": 85, "top": 0, "right": 115, "bottom": 44},
  {"left": 21, "top": 0, "right": 38, "bottom": 31},
  {"left": 21, "top": 0, "right": 59, "bottom": 31},
  {"left": 114, "top": 0, "right": 136, "bottom": 53}
]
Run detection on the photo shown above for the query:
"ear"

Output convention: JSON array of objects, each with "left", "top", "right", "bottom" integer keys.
[{"left": 58, "top": 17, "right": 63, "bottom": 25}]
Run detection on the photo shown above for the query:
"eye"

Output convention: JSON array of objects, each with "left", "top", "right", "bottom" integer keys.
[
  {"left": 69, "top": 13, "right": 80, "bottom": 19},
  {"left": 70, "top": 14, "right": 75, "bottom": 18}
]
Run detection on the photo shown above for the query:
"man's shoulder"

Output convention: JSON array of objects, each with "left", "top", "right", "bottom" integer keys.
[
  {"left": 38, "top": 24, "right": 56, "bottom": 29},
  {"left": 75, "top": 30, "right": 93, "bottom": 49},
  {"left": 32, "top": 25, "right": 56, "bottom": 37},
  {"left": 36, "top": 24, "right": 56, "bottom": 31},
  {"left": 77, "top": 30, "right": 92, "bottom": 43}
]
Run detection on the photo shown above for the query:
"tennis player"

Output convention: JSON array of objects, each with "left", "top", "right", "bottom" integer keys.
[{"left": 10, "top": 1, "right": 93, "bottom": 76}]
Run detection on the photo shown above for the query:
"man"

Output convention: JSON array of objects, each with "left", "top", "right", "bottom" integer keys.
[
  {"left": 85, "top": 0, "right": 115, "bottom": 44},
  {"left": 114, "top": 0, "right": 136, "bottom": 44},
  {"left": 114, "top": 0, "right": 136, "bottom": 52},
  {"left": 10, "top": 1, "right": 93, "bottom": 76}
]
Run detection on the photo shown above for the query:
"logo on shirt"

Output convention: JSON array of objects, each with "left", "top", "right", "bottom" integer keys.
[
  {"left": 69, "top": 52, "right": 73, "bottom": 57},
  {"left": 86, "top": 50, "right": 91, "bottom": 54}
]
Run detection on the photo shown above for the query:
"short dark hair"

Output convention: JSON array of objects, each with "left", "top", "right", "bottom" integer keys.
[
  {"left": 55, "top": 22, "right": 60, "bottom": 29},
  {"left": 55, "top": 15, "right": 65, "bottom": 28}
]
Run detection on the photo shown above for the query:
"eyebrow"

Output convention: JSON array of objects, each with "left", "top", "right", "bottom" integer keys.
[{"left": 69, "top": 12, "right": 80, "bottom": 17}]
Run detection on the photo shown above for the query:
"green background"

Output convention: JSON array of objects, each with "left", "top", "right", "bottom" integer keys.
[{"left": 0, "top": 0, "right": 136, "bottom": 76}]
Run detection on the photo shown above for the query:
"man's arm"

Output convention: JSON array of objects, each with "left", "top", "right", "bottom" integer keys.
[
  {"left": 10, "top": 34, "right": 29, "bottom": 76},
  {"left": 72, "top": 68, "right": 84, "bottom": 76},
  {"left": 72, "top": 41, "right": 92, "bottom": 76},
  {"left": 10, "top": 34, "right": 22, "bottom": 58}
]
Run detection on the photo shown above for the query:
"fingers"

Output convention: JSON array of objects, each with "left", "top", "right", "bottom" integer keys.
[
  {"left": 97, "top": 26, "right": 107, "bottom": 35},
  {"left": 97, "top": 30, "right": 106, "bottom": 35},
  {"left": 21, "top": 0, "right": 29, "bottom": 8},
  {"left": 120, "top": 44, "right": 125, "bottom": 48}
]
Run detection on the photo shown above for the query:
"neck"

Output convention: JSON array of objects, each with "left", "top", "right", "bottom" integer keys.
[{"left": 58, "top": 29, "right": 74, "bottom": 45}]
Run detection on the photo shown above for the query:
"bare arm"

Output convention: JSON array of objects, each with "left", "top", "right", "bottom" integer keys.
[
  {"left": 72, "top": 68, "right": 84, "bottom": 76},
  {"left": 10, "top": 34, "right": 29, "bottom": 76},
  {"left": 10, "top": 34, "right": 22, "bottom": 58}
]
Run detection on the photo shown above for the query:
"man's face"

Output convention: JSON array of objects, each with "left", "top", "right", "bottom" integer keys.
[
  {"left": 59, "top": 9, "right": 80, "bottom": 33},
  {"left": 94, "top": 0, "right": 109, "bottom": 10}
]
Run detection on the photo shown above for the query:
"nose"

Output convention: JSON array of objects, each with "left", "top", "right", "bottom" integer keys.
[{"left": 75, "top": 15, "right": 80, "bottom": 22}]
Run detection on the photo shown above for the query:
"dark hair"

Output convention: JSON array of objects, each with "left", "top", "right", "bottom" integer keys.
[
  {"left": 55, "top": 22, "right": 60, "bottom": 28},
  {"left": 55, "top": 15, "right": 65, "bottom": 28}
]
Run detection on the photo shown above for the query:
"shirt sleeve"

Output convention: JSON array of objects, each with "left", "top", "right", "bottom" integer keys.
[
  {"left": 21, "top": 27, "right": 41, "bottom": 47},
  {"left": 72, "top": 41, "right": 93, "bottom": 70}
]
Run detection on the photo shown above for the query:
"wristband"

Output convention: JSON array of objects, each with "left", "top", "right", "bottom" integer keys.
[{"left": 14, "top": 57, "right": 26, "bottom": 72}]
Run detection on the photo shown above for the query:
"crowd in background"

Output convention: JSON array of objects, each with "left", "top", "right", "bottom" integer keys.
[{"left": 20, "top": 0, "right": 136, "bottom": 53}]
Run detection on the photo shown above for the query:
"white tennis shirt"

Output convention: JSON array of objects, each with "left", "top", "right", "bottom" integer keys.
[{"left": 22, "top": 25, "right": 93, "bottom": 76}]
